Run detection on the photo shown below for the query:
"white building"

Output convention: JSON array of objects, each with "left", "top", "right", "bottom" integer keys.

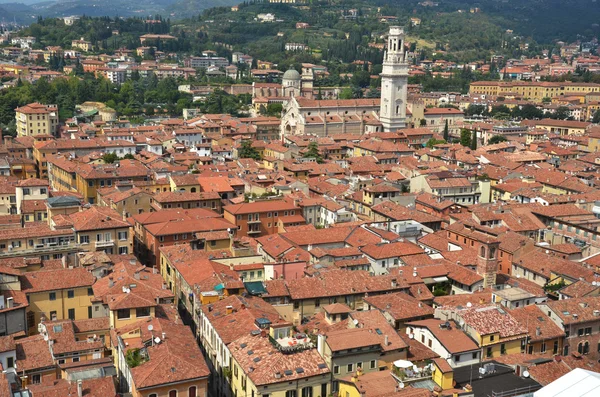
[{"left": 406, "top": 319, "right": 481, "bottom": 367}]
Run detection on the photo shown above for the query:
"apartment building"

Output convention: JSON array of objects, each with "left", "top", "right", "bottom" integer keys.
[
  {"left": 223, "top": 199, "right": 302, "bottom": 237},
  {"left": 470, "top": 81, "right": 600, "bottom": 102},
  {"left": 68, "top": 206, "right": 132, "bottom": 255},
  {"left": 21, "top": 267, "right": 96, "bottom": 334},
  {"left": 15, "top": 103, "right": 59, "bottom": 137}
]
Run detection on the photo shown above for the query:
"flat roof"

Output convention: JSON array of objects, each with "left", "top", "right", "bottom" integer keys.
[{"left": 453, "top": 360, "right": 541, "bottom": 397}]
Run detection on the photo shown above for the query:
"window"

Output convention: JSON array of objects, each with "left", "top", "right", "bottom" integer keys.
[
  {"left": 428, "top": 339, "right": 432, "bottom": 348},
  {"left": 585, "top": 327, "right": 592, "bottom": 335},
  {"left": 334, "top": 365, "right": 340, "bottom": 374},
  {"left": 501, "top": 344, "right": 506, "bottom": 355},
  {"left": 149, "top": 395, "right": 158, "bottom": 397},
  {"left": 293, "top": 301, "right": 300, "bottom": 310},
  {"left": 49, "top": 292, "right": 56, "bottom": 301},
  {"left": 119, "top": 247, "right": 128, "bottom": 255},
  {"left": 67, "top": 290, "right": 74, "bottom": 299},
  {"left": 118, "top": 232, "right": 127, "bottom": 240},
  {"left": 490, "top": 335, "right": 495, "bottom": 342},
  {"left": 541, "top": 343, "right": 546, "bottom": 353},
  {"left": 578, "top": 328, "right": 584, "bottom": 337},
  {"left": 68, "top": 309, "right": 75, "bottom": 320},
  {"left": 347, "top": 363, "right": 354, "bottom": 373},
  {"left": 88, "top": 288, "right": 94, "bottom": 296},
  {"left": 486, "top": 347, "right": 492, "bottom": 358},
  {"left": 472, "top": 352, "right": 478, "bottom": 359},
  {"left": 136, "top": 307, "right": 151, "bottom": 318},
  {"left": 454, "top": 355, "right": 460, "bottom": 362},
  {"left": 72, "top": 357, "right": 80, "bottom": 362},
  {"left": 554, "top": 341, "right": 559, "bottom": 355},
  {"left": 321, "top": 384, "right": 327, "bottom": 397},
  {"left": 31, "top": 374, "right": 41, "bottom": 384},
  {"left": 286, "top": 391, "right": 297, "bottom": 397},
  {"left": 117, "top": 309, "right": 130, "bottom": 319},
  {"left": 189, "top": 386, "right": 197, "bottom": 397},
  {"left": 80, "top": 235, "right": 89, "bottom": 244},
  {"left": 22, "top": 188, "right": 30, "bottom": 195},
  {"left": 6, "top": 357, "right": 14, "bottom": 368},
  {"left": 302, "top": 387, "right": 313, "bottom": 397},
  {"left": 169, "top": 391, "right": 178, "bottom": 397}
]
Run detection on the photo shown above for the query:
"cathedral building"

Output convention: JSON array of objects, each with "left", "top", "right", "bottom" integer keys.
[{"left": 280, "top": 26, "right": 409, "bottom": 137}]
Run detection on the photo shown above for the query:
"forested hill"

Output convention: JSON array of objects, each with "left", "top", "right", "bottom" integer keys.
[{"left": 3, "top": 0, "right": 600, "bottom": 46}]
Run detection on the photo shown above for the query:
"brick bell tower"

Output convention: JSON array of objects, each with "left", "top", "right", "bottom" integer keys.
[{"left": 477, "top": 239, "right": 500, "bottom": 289}]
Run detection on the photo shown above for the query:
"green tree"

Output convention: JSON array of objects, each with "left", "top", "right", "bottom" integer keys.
[
  {"left": 238, "top": 140, "right": 261, "bottom": 160},
  {"left": 261, "top": 103, "right": 283, "bottom": 117},
  {"left": 470, "top": 130, "right": 477, "bottom": 150},
  {"left": 443, "top": 120, "right": 449, "bottom": 141},
  {"left": 102, "top": 153, "right": 119, "bottom": 163},
  {"left": 303, "top": 141, "right": 323, "bottom": 163},
  {"left": 593, "top": 109, "right": 600, "bottom": 124},
  {"left": 426, "top": 138, "right": 446, "bottom": 148},
  {"left": 460, "top": 129, "right": 471, "bottom": 147},
  {"left": 488, "top": 135, "right": 508, "bottom": 144},
  {"left": 554, "top": 106, "right": 571, "bottom": 120},
  {"left": 339, "top": 87, "right": 353, "bottom": 100}
]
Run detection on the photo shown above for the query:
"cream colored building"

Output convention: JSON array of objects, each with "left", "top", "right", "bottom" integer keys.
[{"left": 15, "top": 103, "right": 59, "bottom": 137}]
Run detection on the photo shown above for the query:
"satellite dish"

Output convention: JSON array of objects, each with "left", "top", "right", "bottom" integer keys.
[
  {"left": 523, "top": 370, "right": 530, "bottom": 378},
  {"left": 466, "top": 302, "right": 472, "bottom": 308},
  {"left": 409, "top": 334, "right": 414, "bottom": 339},
  {"left": 154, "top": 337, "right": 161, "bottom": 344},
  {"left": 148, "top": 325, "right": 154, "bottom": 331},
  {"left": 398, "top": 382, "right": 405, "bottom": 389}
]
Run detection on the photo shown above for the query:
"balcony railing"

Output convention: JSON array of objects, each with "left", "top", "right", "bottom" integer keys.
[
  {"left": 95, "top": 240, "right": 115, "bottom": 248},
  {"left": 0, "top": 241, "right": 81, "bottom": 257}
]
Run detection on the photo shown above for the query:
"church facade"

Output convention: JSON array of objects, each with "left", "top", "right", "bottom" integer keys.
[{"left": 280, "top": 26, "right": 409, "bottom": 137}]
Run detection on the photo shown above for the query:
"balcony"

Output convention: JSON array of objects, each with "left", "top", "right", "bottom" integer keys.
[
  {"left": 247, "top": 219, "right": 261, "bottom": 224},
  {"left": 0, "top": 241, "right": 81, "bottom": 258},
  {"left": 95, "top": 240, "right": 115, "bottom": 248},
  {"left": 247, "top": 229, "right": 262, "bottom": 235}
]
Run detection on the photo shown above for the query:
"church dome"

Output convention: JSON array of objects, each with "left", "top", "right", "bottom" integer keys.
[{"left": 282, "top": 69, "right": 301, "bottom": 81}]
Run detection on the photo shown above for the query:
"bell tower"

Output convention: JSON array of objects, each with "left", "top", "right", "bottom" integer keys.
[
  {"left": 379, "top": 26, "right": 408, "bottom": 132},
  {"left": 477, "top": 239, "right": 500, "bottom": 289}
]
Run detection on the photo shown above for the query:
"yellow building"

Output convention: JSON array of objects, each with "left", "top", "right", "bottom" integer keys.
[
  {"left": 470, "top": 81, "right": 600, "bottom": 102},
  {"left": 21, "top": 267, "right": 96, "bottom": 334},
  {"left": 432, "top": 358, "right": 454, "bottom": 390},
  {"left": 97, "top": 186, "right": 153, "bottom": 218},
  {"left": 452, "top": 306, "right": 527, "bottom": 359},
  {"left": 71, "top": 39, "right": 93, "bottom": 52},
  {"left": 15, "top": 103, "right": 59, "bottom": 137},
  {"left": 229, "top": 332, "right": 331, "bottom": 397},
  {"left": 68, "top": 206, "right": 132, "bottom": 255}
]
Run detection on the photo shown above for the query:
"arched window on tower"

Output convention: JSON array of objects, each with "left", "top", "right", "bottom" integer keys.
[{"left": 480, "top": 246, "right": 486, "bottom": 258}]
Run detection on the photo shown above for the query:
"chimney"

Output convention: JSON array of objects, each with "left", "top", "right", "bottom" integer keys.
[
  {"left": 162, "top": 332, "right": 166, "bottom": 340},
  {"left": 6, "top": 297, "right": 13, "bottom": 308},
  {"left": 384, "top": 335, "right": 389, "bottom": 346},
  {"left": 391, "top": 278, "right": 397, "bottom": 288},
  {"left": 134, "top": 272, "right": 140, "bottom": 280},
  {"left": 226, "top": 305, "right": 234, "bottom": 315},
  {"left": 77, "top": 379, "right": 83, "bottom": 397}
]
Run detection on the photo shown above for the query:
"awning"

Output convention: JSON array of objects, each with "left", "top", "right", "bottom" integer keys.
[
  {"left": 214, "top": 283, "right": 225, "bottom": 291},
  {"left": 244, "top": 281, "right": 267, "bottom": 296},
  {"left": 394, "top": 360, "right": 414, "bottom": 369}
]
